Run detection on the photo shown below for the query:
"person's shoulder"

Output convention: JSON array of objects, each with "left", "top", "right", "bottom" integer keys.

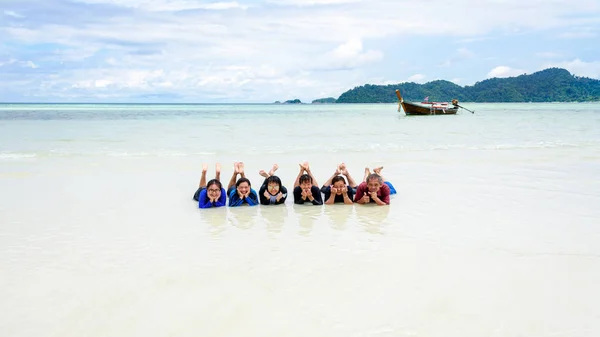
[{"left": 357, "top": 182, "right": 367, "bottom": 189}]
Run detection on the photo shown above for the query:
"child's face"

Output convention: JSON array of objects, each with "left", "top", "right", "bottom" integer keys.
[
  {"left": 300, "top": 181, "right": 312, "bottom": 190},
  {"left": 237, "top": 181, "right": 250, "bottom": 195},
  {"left": 207, "top": 184, "right": 221, "bottom": 198},
  {"left": 332, "top": 181, "right": 346, "bottom": 194},
  {"left": 267, "top": 182, "right": 280, "bottom": 194}
]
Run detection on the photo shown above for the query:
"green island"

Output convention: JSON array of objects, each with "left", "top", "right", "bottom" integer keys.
[
  {"left": 274, "top": 99, "right": 303, "bottom": 104},
  {"left": 312, "top": 68, "right": 600, "bottom": 103}
]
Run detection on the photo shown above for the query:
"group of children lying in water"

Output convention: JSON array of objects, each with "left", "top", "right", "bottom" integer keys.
[{"left": 193, "top": 162, "right": 397, "bottom": 208}]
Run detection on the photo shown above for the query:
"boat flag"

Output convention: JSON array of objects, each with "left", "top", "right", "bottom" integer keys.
[{"left": 423, "top": 96, "right": 429, "bottom": 102}]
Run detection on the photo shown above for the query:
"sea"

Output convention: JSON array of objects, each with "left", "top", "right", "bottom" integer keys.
[{"left": 1, "top": 102, "right": 599, "bottom": 337}]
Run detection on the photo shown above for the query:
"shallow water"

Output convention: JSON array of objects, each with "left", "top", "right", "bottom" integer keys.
[{"left": 1, "top": 103, "right": 600, "bottom": 336}]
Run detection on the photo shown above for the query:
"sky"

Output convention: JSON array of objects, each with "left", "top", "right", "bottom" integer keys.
[{"left": 1, "top": 0, "right": 599, "bottom": 103}]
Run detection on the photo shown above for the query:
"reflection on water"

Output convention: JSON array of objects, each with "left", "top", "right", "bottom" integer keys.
[
  {"left": 196, "top": 203, "right": 393, "bottom": 235},
  {"left": 322, "top": 206, "right": 354, "bottom": 231},
  {"left": 226, "top": 207, "right": 260, "bottom": 230},
  {"left": 355, "top": 205, "right": 390, "bottom": 234},
  {"left": 292, "top": 205, "right": 322, "bottom": 236},
  {"left": 199, "top": 208, "right": 228, "bottom": 236},
  {"left": 259, "top": 206, "right": 288, "bottom": 233}
]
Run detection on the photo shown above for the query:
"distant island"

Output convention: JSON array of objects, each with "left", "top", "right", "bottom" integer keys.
[
  {"left": 274, "top": 99, "right": 303, "bottom": 104},
  {"left": 312, "top": 68, "right": 600, "bottom": 103},
  {"left": 311, "top": 97, "right": 336, "bottom": 104}
]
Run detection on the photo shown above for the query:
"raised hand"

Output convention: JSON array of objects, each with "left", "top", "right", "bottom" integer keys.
[
  {"left": 263, "top": 190, "right": 271, "bottom": 199},
  {"left": 330, "top": 185, "right": 338, "bottom": 194},
  {"left": 361, "top": 194, "right": 370, "bottom": 203}
]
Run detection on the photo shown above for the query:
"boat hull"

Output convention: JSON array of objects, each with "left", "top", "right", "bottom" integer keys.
[{"left": 400, "top": 101, "right": 458, "bottom": 115}]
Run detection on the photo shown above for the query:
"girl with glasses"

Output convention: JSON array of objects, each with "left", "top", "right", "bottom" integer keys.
[{"left": 193, "top": 163, "right": 226, "bottom": 208}]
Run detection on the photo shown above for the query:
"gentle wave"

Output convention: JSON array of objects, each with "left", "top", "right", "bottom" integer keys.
[
  {"left": 0, "top": 151, "right": 216, "bottom": 160},
  {"left": 2, "top": 140, "right": 598, "bottom": 161},
  {"left": 0, "top": 153, "right": 37, "bottom": 160}
]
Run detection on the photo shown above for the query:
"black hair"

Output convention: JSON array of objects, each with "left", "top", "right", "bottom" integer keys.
[
  {"left": 266, "top": 175, "right": 282, "bottom": 187},
  {"left": 299, "top": 174, "right": 312, "bottom": 185},
  {"left": 206, "top": 179, "right": 222, "bottom": 190},
  {"left": 331, "top": 175, "right": 347, "bottom": 185},
  {"left": 236, "top": 177, "right": 251, "bottom": 187}
]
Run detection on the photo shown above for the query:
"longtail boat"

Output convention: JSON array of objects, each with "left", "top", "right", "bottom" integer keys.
[{"left": 395, "top": 89, "right": 468, "bottom": 115}]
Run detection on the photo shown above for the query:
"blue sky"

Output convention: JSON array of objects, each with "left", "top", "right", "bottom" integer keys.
[{"left": 1, "top": 0, "right": 599, "bottom": 102}]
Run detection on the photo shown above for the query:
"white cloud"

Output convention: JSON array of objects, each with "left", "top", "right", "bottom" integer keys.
[
  {"left": 267, "top": 0, "right": 362, "bottom": 5},
  {"left": 4, "top": 10, "right": 24, "bottom": 18},
  {"left": 311, "top": 39, "right": 383, "bottom": 70},
  {"left": 330, "top": 39, "right": 382, "bottom": 64},
  {"left": 145, "top": 1, "right": 248, "bottom": 11},
  {"left": 0, "top": 59, "right": 38, "bottom": 69},
  {"left": 558, "top": 27, "right": 598, "bottom": 39},
  {"left": 94, "top": 79, "right": 113, "bottom": 88},
  {"left": 2, "top": 0, "right": 600, "bottom": 102},
  {"left": 487, "top": 66, "right": 526, "bottom": 78},
  {"left": 440, "top": 47, "right": 476, "bottom": 67},
  {"left": 71, "top": 69, "right": 169, "bottom": 90},
  {"left": 0, "top": 59, "right": 17, "bottom": 67},
  {"left": 72, "top": 0, "right": 248, "bottom": 11},
  {"left": 407, "top": 74, "right": 426, "bottom": 83},
  {"left": 545, "top": 58, "right": 600, "bottom": 79}
]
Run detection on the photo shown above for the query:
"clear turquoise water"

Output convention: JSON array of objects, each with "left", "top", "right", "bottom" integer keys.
[
  {"left": 1, "top": 103, "right": 600, "bottom": 337},
  {"left": 2, "top": 102, "right": 599, "bottom": 159}
]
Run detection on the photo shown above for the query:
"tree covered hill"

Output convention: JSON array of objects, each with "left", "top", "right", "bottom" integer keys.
[
  {"left": 330, "top": 68, "right": 600, "bottom": 103},
  {"left": 311, "top": 97, "right": 336, "bottom": 104}
]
